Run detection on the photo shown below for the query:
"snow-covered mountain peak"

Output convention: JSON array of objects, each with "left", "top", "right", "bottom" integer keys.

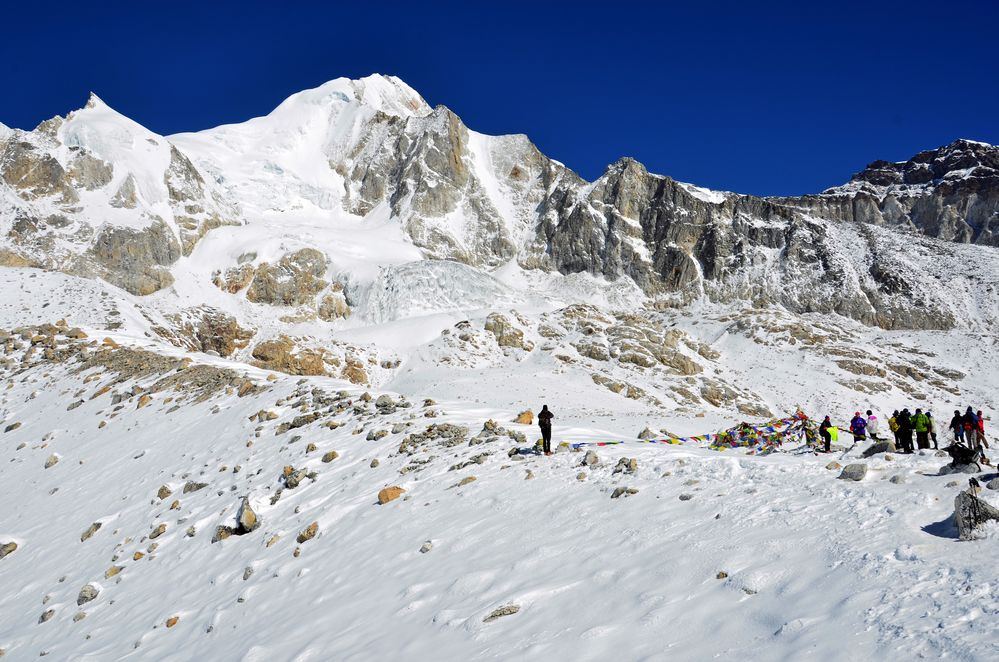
[{"left": 261, "top": 73, "right": 431, "bottom": 124}]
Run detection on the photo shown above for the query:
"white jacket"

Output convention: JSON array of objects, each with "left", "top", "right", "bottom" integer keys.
[{"left": 867, "top": 416, "right": 879, "bottom": 434}]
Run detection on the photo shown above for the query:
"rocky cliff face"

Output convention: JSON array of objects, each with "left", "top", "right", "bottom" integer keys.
[
  {"left": 773, "top": 139, "right": 999, "bottom": 245},
  {"left": 1, "top": 76, "right": 996, "bottom": 331}
]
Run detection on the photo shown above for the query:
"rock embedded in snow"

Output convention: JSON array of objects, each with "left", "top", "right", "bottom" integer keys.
[
  {"left": 637, "top": 427, "right": 656, "bottom": 440},
  {"left": 77, "top": 583, "right": 100, "bottom": 606},
  {"left": 862, "top": 441, "right": 896, "bottom": 457},
  {"left": 38, "top": 609, "right": 55, "bottom": 624},
  {"left": 80, "top": 522, "right": 102, "bottom": 542},
  {"left": 44, "top": 454, "right": 60, "bottom": 469},
  {"left": 612, "top": 458, "right": 638, "bottom": 475},
  {"left": 182, "top": 481, "right": 207, "bottom": 494},
  {"left": 611, "top": 487, "right": 639, "bottom": 499},
  {"left": 149, "top": 524, "right": 167, "bottom": 539},
  {"left": 378, "top": 486, "right": 405, "bottom": 504},
  {"left": 296, "top": 522, "right": 318, "bottom": 544},
  {"left": 156, "top": 485, "right": 172, "bottom": 500},
  {"left": 0, "top": 541, "right": 17, "bottom": 559},
  {"left": 838, "top": 464, "right": 868, "bottom": 481},
  {"left": 889, "top": 474, "right": 907, "bottom": 484},
  {"left": 483, "top": 604, "right": 520, "bottom": 623},
  {"left": 514, "top": 410, "right": 533, "bottom": 425},
  {"left": 419, "top": 541, "right": 433, "bottom": 554},
  {"left": 370, "top": 458, "right": 380, "bottom": 468},
  {"left": 987, "top": 478, "right": 999, "bottom": 490},
  {"left": 4, "top": 422, "right": 21, "bottom": 433},
  {"left": 582, "top": 451, "right": 600, "bottom": 467},
  {"left": 678, "top": 493, "right": 694, "bottom": 501}
]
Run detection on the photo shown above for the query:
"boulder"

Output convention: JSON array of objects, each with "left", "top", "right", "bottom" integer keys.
[
  {"left": 149, "top": 523, "right": 167, "bottom": 539},
  {"left": 514, "top": 410, "right": 533, "bottom": 425},
  {"left": 378, "top": 486, "right": 405, "bottom": 504},
  {"left": 954, "top": 489, "right": 999, "bottom": 541},
  {"left": 987, "top": 477, "right": 999, "bottom": 490},
  {"left": 236, "top": 497, "right": 259, "bottom": 533},
  {"left": 582, "top": 450, "right": 599, "bottom": 467},
  {"left": 838, "top": 464, "right": 868, "bottom": 481},
  {"left": 825, "top": 461, "right": 841, "bottom": 470},
  {"left": 612, "top": 458, "right": 638, "bottom": 474},
  {"left": 637, "top": 427, "right": 657, "bottom": 440},
  {"left": 44, "top": 454, "right": 60, "bottom": 469},
  {"left": 938, "top": 462, "right": 981, "bottom": 476}
]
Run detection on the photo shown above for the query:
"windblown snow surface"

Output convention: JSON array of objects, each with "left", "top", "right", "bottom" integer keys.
[{"left": 0, "top": 269, "right": 997, "bottom": 661}]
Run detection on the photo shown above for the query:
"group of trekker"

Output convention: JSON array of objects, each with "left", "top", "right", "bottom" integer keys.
[{"left": 817, "top": 406, "right": 989, "bottom": 456}]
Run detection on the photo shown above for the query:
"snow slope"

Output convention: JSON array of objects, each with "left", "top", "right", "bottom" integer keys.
[{"left": 0, "top": 328, "right": 997, "bottom": 660}]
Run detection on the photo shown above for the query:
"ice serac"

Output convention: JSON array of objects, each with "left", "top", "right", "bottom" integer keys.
[{"left": 774, "top": 139, "right": 999, "bottom": 245}]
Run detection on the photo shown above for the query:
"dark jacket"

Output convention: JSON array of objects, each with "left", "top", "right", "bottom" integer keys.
[
  {"left": 950, "top": 415, "right": 963, "bottom": 432},
  {"left": 538, "top": 408, "right": 554, "bottom": 428},
  {"left": 963, "top": 410, "right": 979, "bottom": 431}
]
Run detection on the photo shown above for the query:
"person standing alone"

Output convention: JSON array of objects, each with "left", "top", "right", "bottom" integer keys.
[{"left": 538, "top": 405, "right": 554, "bottom": 455}]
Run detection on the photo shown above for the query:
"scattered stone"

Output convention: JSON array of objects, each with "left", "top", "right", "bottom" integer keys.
[
  {"left": 284, "top": 469, "right": 308, "bottom": 488},
  {"left": 419, "top": 541, "right": 433, "bottom": 554},
  {"left": 169, "top": 500, "right": 180, "bottom": 510},
  {"left": 955, "top": 489, "right": 999, "bottom": 540},
  {"left": 136, "top": 394, "right": 152, "bottom": 409},
  {"left": 716, "top": 571, "right": 729, "bottom": 579},
  {"left": 524, "top": 470, "right": 535, "bottom": 480},
  {"left": 612, "top": 457, "right": 639, "bottom": 474},
  {"left": 889, "top": 474, "right": 907, "bottom": 484},
  {"left": 104, "top": 565, "right": 123, "bottom": 579},
  {"left": 838, "top": 464, "right": 868, "bottom": 481},
  {"left": 73, "top": 611, "right": 86, "bottom": 622},
  {"left": 945, "top": 480, "right": 960, "bottom": 488},
  {"left": 825, "top": 461, "right": 841, "bottom": 470},
  {"left": 370, "top": 458, "right": 380, "bottom": 468},
  {"left": 243, "top": 566, "right": 254, "bottom": 581},
  {"left": 582, "top": 450, "right": 599, "bottom": 467},
  {"left": 305, "top": 442, "right": 317, "bottom": 453},
  {"left": 322, "top": 451, "right": 339, "bottom": 463},
  {"left": 44, "top": 454, "right": 60, "bottom": 469},
  {"left": 266, "top": 535, "right": 280, "bottom": 548},
  {"left": 378, "top": 486, "right": 405, "bottom": 504},
  {"left": 296, "top": 521, "right": 318, "bottom": 544},
  {"left": 80, "top": 522, "right": 102, "bottom": 542},
  {"left": 456, "top": 476, "right": 477, "bottom": 487},
  {"left": 39, "top": 609, "right": 55, "bottom": 624},
  {"left": 4, "top": 422, "right": 21, "bottom": 433},
  {"left": 987, "top": 478, "right": 999, "bottom": 490},
  {"left": 77, "top": 583, "right": 100, "bottom": 606},
  {"left": 0, "top": 542, "right": 17, "bottom": 559},
  {"left": 514, "top": 410, "right": 533, "bottom": 425},
  {"left": 483, "top": 604, "right": 520, "bottom": 623},
  {"left": 576, "top": 472, "right": 587, "bottom": 481},
  {"left": 166, "top": 616, "right": 179, "bottom": 628},
  {"left": 611, "top": 486, "right": 639, "bottom": 499},
  {"left": 185, "top": 526, "right": 196, "bottom": 538},
  {"left": 182, "top": 481, "right": 208, "bottom": 494},
  {"left": 678, "top": 493, "right": 694, "bottom": 501},
  {"left": 156, "top": 485, "right": 172, "bottom": 500},
  {"left": 149, "top": 523, "right": 167, "bottom": 539},
  {"left": 637, "top": 427, "right": 657, "bottom": 440},
  {"left": 133, "top": 552, "right": 145, "bottom": 561}
]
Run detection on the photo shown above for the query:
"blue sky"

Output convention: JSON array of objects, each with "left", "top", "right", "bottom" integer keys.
[{"left": 2, "top": 0, "right": 996, "bottom": 195}]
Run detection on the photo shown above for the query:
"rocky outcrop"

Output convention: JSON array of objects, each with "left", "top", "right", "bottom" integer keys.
[
  {"left": 246, "top": 249, "right": 328, "bottom": 307},
  {"left": 778, "top": 140, "right": 999, "bottom": 246},
  {"left": 87, "top": 219, "right": 181, "bottom": 295}
]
